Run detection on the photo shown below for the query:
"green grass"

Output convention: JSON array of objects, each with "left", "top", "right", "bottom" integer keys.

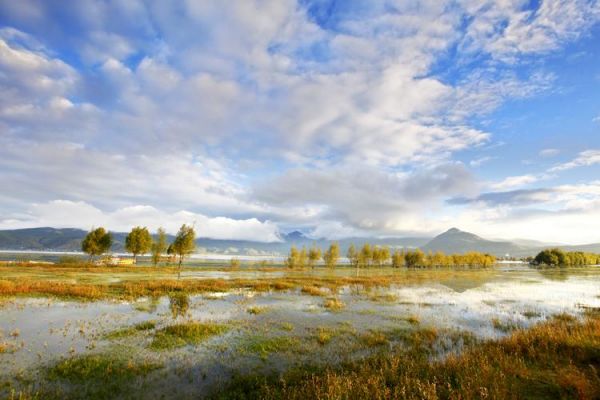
[
  {"left": 492, "top": 317, "right": 521, "bottom": 333},
  {"left": 239, "top": 335, "right": 301, "bottom": 359},
  {"left": 104, "top": 320, "right": 156, "bottom": 339},
  {"left": 44, "top": 353, "right": 162, "bottom": 400},
  {"left": 149, "top": 321, "right": 229, "bottom": 350},
  {"left": 522, "top": 310, "right": 543, "bottom": 319}
]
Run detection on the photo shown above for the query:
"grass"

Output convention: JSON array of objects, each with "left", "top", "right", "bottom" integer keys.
[
  {"left": 314, "top": 327, "right": 335, "bottom": 345},
  {"left": 43, "top": 353, "right": 162, "bottom": 400},
  {"left": 149, "top": 321, "right": 229, "bottom": 350},
  {"left": 104, "top": 320, "right": 156, "bottom": 339},
  {"left": 239, "top": 335, "right": 301, "bottom": 359},
  {"left": 214, "top": 314, "right": 600, "bottom": 399},
  {"left": 492, "top": 317, "right": 521, "bottom": 332},
  {"left": 300, "top": 285, "right": 326, "bottom": 296},
  {"left": 0, "top": 264, "right": 500, "bottom": 301},
  {"left": 246, "top": 306, "right": 269, "bottom": 315},
  {"left": 523, "top": 310, "right": 543, "bottom": 319},
  {"left": 359, "top": 329, "right": 389, "bottom": 347},
  {"left": 323, "top": 297, "right": 345, "bottom": 311}
]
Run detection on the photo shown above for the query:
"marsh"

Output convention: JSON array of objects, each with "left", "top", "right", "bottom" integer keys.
[{"left": 1, "top": 263, "right": 599, "bottom": 399}]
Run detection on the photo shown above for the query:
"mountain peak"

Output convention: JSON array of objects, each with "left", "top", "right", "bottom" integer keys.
[
  {"left": 284, "top": 231, "right": 306, "bottom": 241},
  {"left": 445, "top": 227, "right": 463, "bottom": 234}
]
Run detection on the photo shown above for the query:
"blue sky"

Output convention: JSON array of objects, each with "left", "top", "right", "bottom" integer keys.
[{"left": 0, "top": 0, "right": 599, "bottom": 243}]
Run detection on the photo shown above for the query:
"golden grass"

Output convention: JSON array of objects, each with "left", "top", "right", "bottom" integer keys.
[
  {"left": 323, "top": 297, "right": 345, "bottom": 311},
  {"left": 0, "top": 264, "right": 499, "bottom": 302}
]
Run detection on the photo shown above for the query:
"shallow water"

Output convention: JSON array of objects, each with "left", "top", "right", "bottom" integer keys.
[{"left": 1, "top": 265, "right": 599, "bottom": 397}]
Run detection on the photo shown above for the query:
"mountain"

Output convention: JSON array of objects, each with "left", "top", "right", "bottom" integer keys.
[{"left": 422, "top": 228, "right": 527, "bottom": 256}]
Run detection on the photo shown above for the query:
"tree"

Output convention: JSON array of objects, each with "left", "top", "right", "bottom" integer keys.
[
  {"left": 285, "top": 245, "right": 300, "bottom": 269},
  {"left": 81, "top": 227, "right": 112, "bottom": 262},
  {"left": 404, "top": 249, "right": 425, "bottom": 268},
  {"left": 347, "top": 244, "right": 359, "bottom": 268},
  {"left": 151, "top": 227, "right": 168, "bottom": 266},
  {"left": 172, "top": 224, "right": 196, "bottom": 272},
  {"left": 360, "top": 243, "right": 373, "bottom": 268},
  {"left": 308, "top": 245, "right": 322, "bottom": 268},
  {"left": 391, "top": 249, "right": 405, "bottom": 268},
  {"left": 166, "top": 243, "right": 176, "bottom": 264},
  {"left": 125, "top": 226, "right": 152, "bottom": 264},
  {"left": 323, "top": 242, "right": 340, "bottom": 268}
]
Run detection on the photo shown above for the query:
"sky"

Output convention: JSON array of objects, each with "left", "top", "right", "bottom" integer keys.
[{"left": 1, "top": 0, "right": 600, "bottom": 244}]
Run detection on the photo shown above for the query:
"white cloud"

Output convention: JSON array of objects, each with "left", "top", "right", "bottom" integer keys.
[
  {"left": 550, "top": 150, "right": 600, "bottom": 172},
  {"left": 0, "top": 200, "right": 281, "bottom": 242},
  {"left": 470, "top": 156, "right": 494, "bottom": 167},
  {"left": 539, "top": 148, "right": 559, "bottom": 158},
  {"left": 488, "top": 174, "right": 542, "bottom": 190}
]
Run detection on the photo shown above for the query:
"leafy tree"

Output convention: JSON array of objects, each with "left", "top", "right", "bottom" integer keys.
[
  {"left": 404, "top": 249, "right": 425, "bottom": 268},
  {"left": 308, "top": 245, "right": 322, "bottom": 268},
  {"left": 372, "top": 246, "right": 390, "bottom": 267},
  {"left": 125, "top": 226, "right": 152, "bottom": 264},
  {"left": 391, "top": 250, "right": 405, "bottom": 268},
  {"left": 347, "top": 244, "right": 359, "bottom": 268},
  {"left": 323, "top": 242, "right": 340, "bottom": 268},
  {"left": 151, "top": 227, "right": 168, "bottom": 266},
  {"left": 359, "top": 244, "right": 373, "bottom": 268},
  {"left": 299, "top": 246, "right": 308, "bottom": 268},
  {"left": 286, "top": 245, "right": 300, "bottom": 269},
  {"left": 81, "top": 227, "right": 112, "bottom": 262},
  {"left": 166, "top": 243, "right": 176, "bottom": 264},
  {"left": 172, "top": 224, "right": 196, "bottom": 270}
]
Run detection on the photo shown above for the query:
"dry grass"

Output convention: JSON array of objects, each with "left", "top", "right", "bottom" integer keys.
[
  {"left": 0, "top": 264, "right": 500, "bottom": 302},
  {"left": 323, "top": 297, "right": 345, "bottom": 311}
]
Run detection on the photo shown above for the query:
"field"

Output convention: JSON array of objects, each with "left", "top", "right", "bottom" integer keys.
[{"left": 1, "top": 263, "right": 599, "bottom": 399}]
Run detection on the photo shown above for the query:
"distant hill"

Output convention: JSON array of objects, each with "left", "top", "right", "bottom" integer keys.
[
  {"left": 2, "top": 226, "right": 599, "bottom": 258},
  {"left": 422, "top": 228, "right": 528, "bottom": 256}
]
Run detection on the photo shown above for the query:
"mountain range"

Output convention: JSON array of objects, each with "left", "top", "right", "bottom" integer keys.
[{"left": 1, "top": 227, "right": 599, "bottom": 258}]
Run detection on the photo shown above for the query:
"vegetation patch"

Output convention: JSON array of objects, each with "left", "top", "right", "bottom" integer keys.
[
  {"left": 246, "top": 306, "right": 269, "bottom": 315},
  {"left": 104, "top": 320, "right": 156, "bottom": 340},
  {"left": 358, "top": 330, "right": 389, "bottom": 347},
  {"left": 149, "top": 322, "right": 229, "bottom": 350},
  {"left": 323, "top": 297, "right": 345, "bottom": 311},
  {"left": 239, "top": 335, "right": 301, "bottom": 359},
  {"left": 300, "top": 285, "right": 326, "bottom": 296},
  {"left": 492, "top": 318, "right": 521, "bottom": 333},
  {"left": 522, "top": 310, "right": 542, "bottom": 319},
  {"left": 45, "top": 353, "right": 162, "bottom": 399}
]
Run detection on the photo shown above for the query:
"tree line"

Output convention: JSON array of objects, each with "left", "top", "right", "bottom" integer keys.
[
  {"left": 532, "top": 248, "right": 600, "bottom": 267},
  {"left": 285, "top": 243, "right": 496, "bottom": 268},
  {"left": 81, "top": 224, "right": 196, "bottom": 267}
]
